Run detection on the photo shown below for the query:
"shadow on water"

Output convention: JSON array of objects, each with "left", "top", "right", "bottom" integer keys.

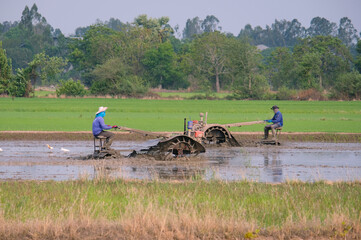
[{"left": 0, "top": 140, "right": 361, "bottom": 182}]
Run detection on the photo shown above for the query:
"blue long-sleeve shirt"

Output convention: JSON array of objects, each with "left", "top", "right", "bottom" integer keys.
[
  {"left": 271, "top": 111, "right": 283, "bottom": 126},
  {"left": 92, "top": 116, "right": 112, "bottom": 136}
]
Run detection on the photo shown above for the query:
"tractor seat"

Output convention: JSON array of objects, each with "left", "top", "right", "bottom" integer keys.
[{"left": 94, "top": 135, "right": 107, "bottom": 139}]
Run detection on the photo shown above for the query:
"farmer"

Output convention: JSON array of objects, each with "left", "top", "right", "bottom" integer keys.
[
  {"left": 92, "top": 106, "right": 118, "bottom": 149},
  {"left": 264, "top": 105, "right": 283, "bottom": 140}
]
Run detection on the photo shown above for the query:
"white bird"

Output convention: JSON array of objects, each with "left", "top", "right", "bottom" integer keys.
[
  {"left": 0, "top": 148, "right": 3, "bottom": 152},
  {"left": 61, "top": 147, "right": 70, "bottom": 152},
  {"left": 46, "top": 144, "right": 53, "bottom": 150}
]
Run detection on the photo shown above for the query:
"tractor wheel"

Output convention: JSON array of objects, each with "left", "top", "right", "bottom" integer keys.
[
  {"left": 156, "top": 135, "right": 206, "bottom": 159},
  {"left": 204, "top": 126, "right": 240, "bottom": 146}
]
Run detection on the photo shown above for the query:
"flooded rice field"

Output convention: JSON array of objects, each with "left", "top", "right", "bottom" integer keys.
[{"left": 0, "top": 140, "right": 360, "bottom": 182}]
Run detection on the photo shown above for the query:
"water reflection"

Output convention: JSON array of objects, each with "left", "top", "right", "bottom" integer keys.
[
  {"left": 93, "top": 164, "right": 206, "bottom": 180},
  {"left": 263, "top": 151, "right": 283, "bottom": 182}
]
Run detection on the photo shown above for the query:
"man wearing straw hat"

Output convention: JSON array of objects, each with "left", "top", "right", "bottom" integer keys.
[{"left": 92, "top": 106, "right": 118, "bottom": 149}]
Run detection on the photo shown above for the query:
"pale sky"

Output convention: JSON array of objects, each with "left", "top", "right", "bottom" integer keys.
[{"left": 0, "top": 0, "right": 360, "bottom": 37}]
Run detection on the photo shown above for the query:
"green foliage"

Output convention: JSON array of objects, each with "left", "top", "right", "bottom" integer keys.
[
  {"left": 293, "top": 36, "right": 352, "bottom": 89},
  {"left": 190, "top": 32, "right": 234, "bottom": 92},
  {"left": 1, "top": 7, "right": 360, "bottom": 97},
  {"left": 266, "top": 47, "right": 295, "bottom": 90},
  {"left": 56, "top": 78, "right": 87, "bottom": 97},
  {"left": 355, "top": 40, "right": 361, "bottom": 73},
  {"left": 231, "top": 74, "right": 269, "bottom": 100},
  {"left": 90, "top": 58, "right": 148, "bottom": 96},
  {"left": 276, "top": 86, "right": 297, "bottom": 100},
  {"left": 142, "top": 41, "right": 188, "bottom": 89},
  {"left": 0, "top": 41, "right": 12, "bottom": 94},
  {"left": 332, "top": 71, "right": 361, "bottom": 100},
  {"left": 1, "top": 4, "right": 57, "bottom": 69},
  {"left": 7, "top": 68, "right": 32, "bottom": 97},
  {"left": 29, "top": 52, "right": 68, "bottom": 86}
]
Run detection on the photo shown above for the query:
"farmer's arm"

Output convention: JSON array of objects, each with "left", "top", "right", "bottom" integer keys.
[
  {"left": 272, "top": 113, "right": 282, "bottom": 124},
  {"left": 99, "top": 117, "right": 112, "bottom": 130}
]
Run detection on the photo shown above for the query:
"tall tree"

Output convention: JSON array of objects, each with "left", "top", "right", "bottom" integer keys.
[
  {"left": 307, "top": 17, "right": 337, "bottom": 37},
  {"left": 191, "top": 32, "right": 229, "bottom": 92},
  {"left": 142, "top": 41, "right": 187, "bottom": 89},
  {"left": 293, "top": 36, "right": 352, "bottom": 89},
  {"left": 229, "top": 38, "right": 266, "bottom": 97},
  {"left": 201, "top": 15, "right": 221, "bottom": 33},
  {"left": 134, "top": 14, "right": 173, "bottom": 42},
  {"left": 355, "top": 40, "right": 361, "bottom": 73},
  {"left": 266, "top": 47, "right": 296, "bottom": 90},
  {"left": 183, "top": 17, "right": 203, "bottom": 40},
  {"left": 337, "top": 17, "right": 359, "bottom": 47},
  {"left": 0, "top": 41, "right": 12, "bottom": 94}
]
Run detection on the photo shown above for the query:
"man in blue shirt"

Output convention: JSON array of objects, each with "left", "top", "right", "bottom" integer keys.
[
  {"left": 92, "top": 106, "right": 118, "bottom": 149},
  {"left": 264, "top": 105, "right": 283, "bottom": 140}
]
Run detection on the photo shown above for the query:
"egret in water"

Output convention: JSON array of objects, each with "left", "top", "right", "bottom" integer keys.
[
  {"left": 0, "top": 148, "right": 3, "bottom": 152},
  {"left": 46, "top": 144, "right": 54, "bottom": 150},
  {"left": 61, "top": 147, "right": 70, "bottom": 152}
]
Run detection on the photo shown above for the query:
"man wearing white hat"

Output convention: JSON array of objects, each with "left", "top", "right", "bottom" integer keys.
[{"left": 92, "top": 106, "right": 118, "bottom": 149}]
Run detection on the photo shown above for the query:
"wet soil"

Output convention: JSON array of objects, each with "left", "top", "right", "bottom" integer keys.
[
  {"left": 0, "top": 140, "right": 360, "bottom": 182},
  {"left": 1, "top": 131, "right": 361, "bottom": 143}
]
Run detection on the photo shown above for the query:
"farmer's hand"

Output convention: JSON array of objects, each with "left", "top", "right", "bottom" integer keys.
[{"left": 112, "top": 125, "right": 118, "bottom": 128}]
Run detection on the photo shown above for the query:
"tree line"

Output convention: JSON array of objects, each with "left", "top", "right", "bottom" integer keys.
[{"left": 1, "top": 4, "right": 361, "bottom": 99}]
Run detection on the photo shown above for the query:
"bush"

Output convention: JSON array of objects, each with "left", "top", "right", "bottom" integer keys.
[
  {"left": 7, "top": 68, "right": 32, "bottom": 97},
  {"left": 56, "top": 79, "right": 87, "bottom": 97},
  {"left": 90, "top": 75, "right": 148, "bottom": 97},
  {"left": 276, "top": 87, "right": 297, "bottom": 100},
  {"left": 331, "top": 71, "right": 361, "bottom": 100},
  {"left": 230, "top": 75, "right": 269, "bottom": 100},
  {"left": 298, "top": 88, "right": 326, "bottom": 101}
]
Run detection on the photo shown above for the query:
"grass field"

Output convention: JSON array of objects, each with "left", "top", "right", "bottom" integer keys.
[
  {"left": 0, "top": 180, "right": 360, "bottom": 239},
  {"left": 1, "top": 98, "right": 361, "bottom": 132}
]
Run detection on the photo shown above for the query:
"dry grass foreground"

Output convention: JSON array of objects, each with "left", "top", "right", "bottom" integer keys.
[{"left": 0, "top": 180, "right": 360, "bottom": 239}]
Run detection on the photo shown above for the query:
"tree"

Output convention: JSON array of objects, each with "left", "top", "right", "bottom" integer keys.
[
  {"left": 56, "top": 79, "right": 87, "bottom": 97},
  {"left": 90, "top": 57, "right": 148, "bottom": 96},
  {"left": 333, "top": 71, "right": 361, "bottom": 99},
  {"left": 1, "top": 4, "right": 56, "bottom": 69},
  {"left": 28, "top": 52, "right": 68, "bottom": 87},
  {"left": 201, "top": 15, "right": 221, "bottom": 33},
  {"left": 191, "top": 32, "right": 230, "bottom": 92},
  {"left": 133, "top": 14, "right": 173, "bottom": 42},
  {"left": 229, "top": 38, "right": 267, "bottom": 98},
  {"left": 337, "top": 17, "right": 359, "bottom": 47},
  {"left": 183, "top": 17, "right": 203, "bottom": 40},
  {"left": 293, "top": 36, "right": 352, "bottom": 89},
  {"left": 142, "top": 41, "right": 187, "bottom": 89},
  {"left": 307, "top": 17, "right": 337, "bottom": 37},
  {"left": 7, "top": 68, "right": 32, "bottom": 97},
  {"left": 355, "top": 40, "right": 361, "bottom": 73},
  {"left": 266, "top": 47, "right": 296, "bottom": 90},
  {"left": 0, "top": 41, "right": 12, "bottom": 94}
]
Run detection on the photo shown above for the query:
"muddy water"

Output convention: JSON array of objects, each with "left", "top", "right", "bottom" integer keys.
[{"left": 0, "top": 140, "right": 360, "bottom": 182}]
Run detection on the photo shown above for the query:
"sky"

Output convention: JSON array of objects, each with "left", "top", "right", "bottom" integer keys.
[{"left": 0, "top": 0, "right": 360, "bottom": 37}]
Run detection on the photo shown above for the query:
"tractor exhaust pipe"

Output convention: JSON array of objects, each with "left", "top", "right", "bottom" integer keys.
[{"left": 184, "top": 118, "right": 187, "bottom": 134}]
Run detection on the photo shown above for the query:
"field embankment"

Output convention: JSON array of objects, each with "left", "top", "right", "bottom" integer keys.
[
  {"left": 1, "top": 130, "right": 361, "bottom": 143},
  {"left": 0, "top": 180, "right": 360, "bottom": 239}
]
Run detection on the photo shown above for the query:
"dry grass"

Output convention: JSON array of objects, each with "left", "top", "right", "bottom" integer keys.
[{"left": 0, "top": 180, "right": 360, "bottom": 239}]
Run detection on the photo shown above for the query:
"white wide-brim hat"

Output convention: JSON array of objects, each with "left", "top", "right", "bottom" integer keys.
[{"left": 96, "top": 106, "right": 108, "bottom": 115}]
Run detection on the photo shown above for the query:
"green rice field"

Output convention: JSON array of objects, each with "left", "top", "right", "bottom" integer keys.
[{"left": 0, "top": 98, "right": 361, "bottom": 132}]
